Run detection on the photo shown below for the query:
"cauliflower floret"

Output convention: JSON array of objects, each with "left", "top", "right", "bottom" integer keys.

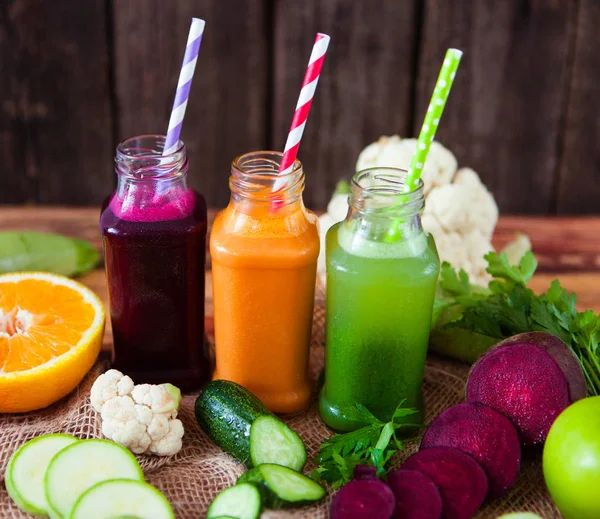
[
  {"left": 90, "top": 371, "right": 184, "bottom": 456},
  {"left": 90, "top": 369, "right": 134, "bottom": 412},
  {"left": 131, "top": 384, "right": 178, "bottom": 415},
  {"left": 355, "top": 135, "right": 457, "bottom": 193},
  {"left": 100, "top": 396, "right": 152, "bottom": 454},
  {"left": 424, "top": 168, "right": 498, "bottom": 238},
  {"left": 149, "top": 418, "right": 184, "bottom": 456}
]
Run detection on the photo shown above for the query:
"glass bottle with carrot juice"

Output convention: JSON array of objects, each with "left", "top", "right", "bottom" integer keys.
[{"left": 210, "top": 151, "right": 319, "bottom": 413}]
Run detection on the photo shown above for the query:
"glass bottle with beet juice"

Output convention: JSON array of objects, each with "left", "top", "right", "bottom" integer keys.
[
  {"left": 100, "top": 135, "right": 210, "bottom": 391},
  {"left": 320, "top": 168, "right": 440, "bottom": 431}
]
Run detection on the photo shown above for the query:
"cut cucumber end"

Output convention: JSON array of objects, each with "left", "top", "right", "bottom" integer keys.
[
  {"left": 44, "top": 439, "right": 144, "bottom": 519},
  {"left": 207, "top": 483, "right": 261, "bottom": 519},
  {"left": 249, "top": 416, "right": 307, "bottom": 471},
  {"left": 239, "top": 463, "right": 325, "bottom": 509},
  {"left": 5, "top": 434, "right": 80, "bottom": 516},
  {"left": 261, "top": 464, "right": 325, "bottom": 502},
  {"left": 68, "top": 479, "right": 174, "bottom": 519}
]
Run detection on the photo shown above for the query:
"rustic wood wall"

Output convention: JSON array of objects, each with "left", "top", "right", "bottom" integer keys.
[{"left": 0, "top": 0, "right": 598, "bottom": 212}]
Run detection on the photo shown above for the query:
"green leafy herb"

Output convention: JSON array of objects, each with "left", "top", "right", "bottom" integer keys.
[
  {"left": 0, "top": 231, "right": 99, "bottom": 277},
  {"left": 435, "top": 251, "right": 600, "bottom": 395},
  {"left": 311, "top": 401, "right": 419, "bottom": 488}
]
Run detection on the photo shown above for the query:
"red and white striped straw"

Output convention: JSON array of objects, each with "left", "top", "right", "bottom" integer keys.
[{"left": 272, "top": 33, "right": 330, "bottom": 194}]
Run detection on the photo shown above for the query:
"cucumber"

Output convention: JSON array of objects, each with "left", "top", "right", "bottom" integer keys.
[
  {"left": 207, "top": 483, "right": 261, "bottom": 519},
  {"left": 68, "top": 479, "right": 174, "bottom": 519},
  {"left": 195, "top": 380, "right": 307, "bottom": 470},
  {"left": 44, "top": 439, "right": 144, "bottom": 519},
  {"left": 5, "top": 434, "right": 80, "bottom": 516},
  {"left": 238, "top": 463, "right": 326, "bottom": 509}
]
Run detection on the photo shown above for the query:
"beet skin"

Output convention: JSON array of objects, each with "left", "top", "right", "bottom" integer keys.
[
  {"left": 466, "top": 343, "right": 571, "bottom": 446},
  {"left": 420, "top": 402, "right": 521, "bottom": 499},
  {"left": 386, "top": 469, "right": 442, "bottom": 519},
  {"left": 330, "top": 479, "right": 396, "bottom": 519},
  {"left": 487, "top": 332, "right": 586, "bottom": 402},
  {"left": 400, "top": 446, "right": 487, "bottom": 519}
]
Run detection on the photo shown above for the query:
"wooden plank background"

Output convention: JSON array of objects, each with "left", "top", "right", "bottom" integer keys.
[{"left": 0, "top": 0, "right": 598, "bottom": 212}]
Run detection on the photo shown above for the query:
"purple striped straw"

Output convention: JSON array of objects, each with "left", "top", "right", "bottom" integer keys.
[{"left": 163, "top": 18, "right": 205, "bottom": 155}]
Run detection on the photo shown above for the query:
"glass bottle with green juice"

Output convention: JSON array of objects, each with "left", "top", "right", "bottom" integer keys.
[{"left": 319, "top": 168, "right": 440, "bottom": 432}]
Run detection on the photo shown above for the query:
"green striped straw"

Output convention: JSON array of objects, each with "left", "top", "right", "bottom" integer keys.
[{"left": 385, "top": 48, "right": 463, "bottom": 241}]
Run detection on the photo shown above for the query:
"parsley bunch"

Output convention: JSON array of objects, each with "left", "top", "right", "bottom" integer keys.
[
  {"left": 311, "top": 402, "right": 418, "bottom": 489},
  {"left": 437, "top": 251, "right": 600, "bottom": 395}
]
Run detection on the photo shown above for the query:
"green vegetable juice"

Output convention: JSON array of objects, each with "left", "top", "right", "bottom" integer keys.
[{"left": 319, "top": 169, "right": 440, "bottom": 431}]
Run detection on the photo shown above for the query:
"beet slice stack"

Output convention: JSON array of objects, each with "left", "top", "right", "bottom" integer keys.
[{"left": 420, "top": 401, "right": 521, "bottom": 499}]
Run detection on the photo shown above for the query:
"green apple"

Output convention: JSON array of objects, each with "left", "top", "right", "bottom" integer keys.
[{"left": 543, "top": 396, "right": 600, "bottom": 519}]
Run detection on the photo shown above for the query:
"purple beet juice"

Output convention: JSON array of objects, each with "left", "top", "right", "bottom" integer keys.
[{"left": 100, "top": 135, "right": 210, "bottom": 391}]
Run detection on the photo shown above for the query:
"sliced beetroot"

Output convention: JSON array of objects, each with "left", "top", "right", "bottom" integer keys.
[
  {"left": 330, "top": 479, "right": 396, "bottom": 519},
  {"left": 420, "top": 402, "right": 521, "bottom": 499},
  {"left": 353, "top": 465, "right": 378, "bottom": 481},
  {"left": 387, "top": 469, "right": 442, "bottom": 519},
  {"left": 488, "top": 332, "right": 586, "bottom": 402},
  {"left": 466, "top": 343, "right": 571, "bottom": 445},
  {"left": 400, "top": 446, "right": 487, "bottom": 519}
]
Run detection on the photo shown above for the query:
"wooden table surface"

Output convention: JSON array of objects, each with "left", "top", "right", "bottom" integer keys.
[{"left": 1, "top": 207, "right": 600, "bottom": 353}]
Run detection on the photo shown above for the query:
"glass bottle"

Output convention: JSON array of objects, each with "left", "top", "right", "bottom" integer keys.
[
  {"left": 210, "top": 151, "right": 320, "bottom": 413},
  {"left": 100, "top": 135, "right": 210, "bottom": 391},
  {"left": 319, "top": 168, "right": 440, "bottom": 431}
]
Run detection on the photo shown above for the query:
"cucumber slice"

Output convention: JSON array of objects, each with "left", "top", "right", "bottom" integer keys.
[
  {"left": 207, "top": 483, "right": 261, "bottom": 519},
  {"left": 44, "top": 439, "right": 144, "bottom": 519},
  {"left": 250, "top": 416, "right": 307, "bottom": 471},
  {"left": 68, "top": 479, "right": 174, "bottom": 519},
  {"left": 238, "top": 464, "right": 325, "bottom": 509},
  {"left": 5, "top": 434, "right": 79, "bottom": 516}
]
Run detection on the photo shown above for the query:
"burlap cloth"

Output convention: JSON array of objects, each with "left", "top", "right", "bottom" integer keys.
[{"left": 0, "top": 287, "right": 562, "bottom": 518}]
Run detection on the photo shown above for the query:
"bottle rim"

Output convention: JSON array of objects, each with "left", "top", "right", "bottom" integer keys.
[
  {"left": 350, "top": 167, "right": 425, "bottom": 216},
  {"left": 115, "top": 134, "right": 187, "bottom": 179},
  {"left": 230, "top": 150, "right": 304, "bottom": 203}
]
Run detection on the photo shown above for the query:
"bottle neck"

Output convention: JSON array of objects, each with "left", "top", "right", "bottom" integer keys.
[
  {"left": 229, "top": 151, "right": 305, "bottom": 213},
  {"left": 344, "top": 168, "right": 425, "bottom": 241},
  {"left": 111, "top": 134, "right": 193, "bottom": 222}
]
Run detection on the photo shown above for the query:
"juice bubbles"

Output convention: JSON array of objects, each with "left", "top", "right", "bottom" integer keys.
[
  {"left": 319, "top": 169, "right": 440, "bottom": 431},
  {"left": 100, "top": 135, "right": 210, "bottom": 391},
  {"left": 211, "top": 152, "right": 319, "bottom": 413}
]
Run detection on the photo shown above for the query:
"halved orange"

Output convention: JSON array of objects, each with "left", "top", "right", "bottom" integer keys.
[{"left": 0, "top": 272, "right": 105, "bottom": 413}]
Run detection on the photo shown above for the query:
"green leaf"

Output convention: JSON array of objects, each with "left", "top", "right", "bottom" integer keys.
[
  {"left": 439, "top": 263, "right": 472, "bottom": 295},
  {"left": 313, "top": 400, "right": 418, "bottom": 487},
  {"left": 335, "top": 402, "right": 383, "bottom": 426},
  {"left": 0, "top": 232, "right": 99, "bottom": 277},
  {"left": 484, "top": 251, "right": 537, "bottom": 285}
]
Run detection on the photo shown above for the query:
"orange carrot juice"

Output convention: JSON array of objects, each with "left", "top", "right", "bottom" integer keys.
[{"left": 210, "top": 151, "right": 319, "bottom": 413}]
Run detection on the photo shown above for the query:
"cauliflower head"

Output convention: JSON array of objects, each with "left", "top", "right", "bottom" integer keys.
[
  {"left": 317, "top": 136, "right": 500, "bottom": 286},
  {"left": 355, "top": 135, "right": 457, "bottom": 194},
  {"left": 90, "top": 370, "right": 184, "bottom": 456}
]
